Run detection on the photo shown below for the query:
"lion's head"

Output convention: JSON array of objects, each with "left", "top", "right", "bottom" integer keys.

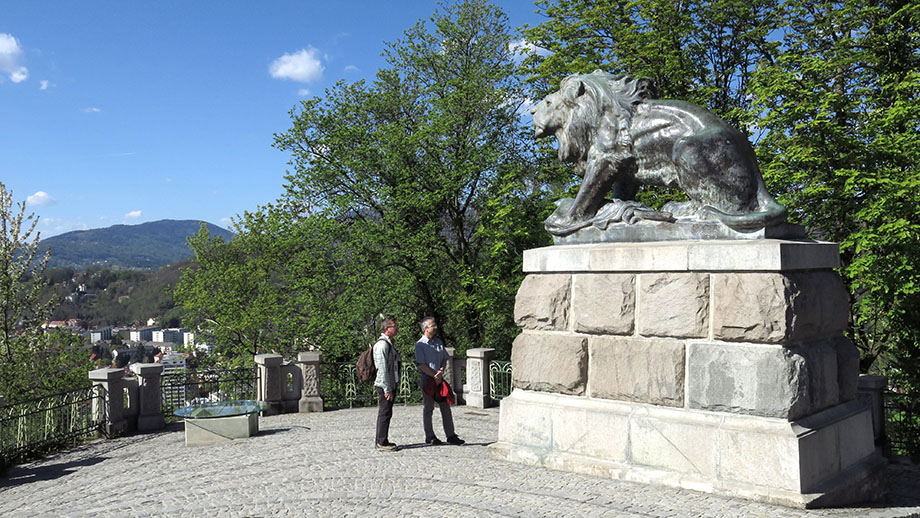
[{"left": 531, "top": 71, "right": 656, "bottom": 172}]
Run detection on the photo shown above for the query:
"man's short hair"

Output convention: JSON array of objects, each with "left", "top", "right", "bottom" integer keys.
[
  {"left": 420, "top": 316, "right": 436, "bottom": 332},
  {"left": 380, "top": 317, "right": 397, "bottom": 332}
]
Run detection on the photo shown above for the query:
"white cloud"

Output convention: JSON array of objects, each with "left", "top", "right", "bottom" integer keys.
[
  {"left": 125, "top": 210, "right": 142, "bottom": 219},
  {"left": 26, "top": 191, "right": 55, "bottom": 206},
  {"left": 40, "top": 80, "right": 49, "bottom": 90},
  {"left": 344, "top": 65, "right": 359, "bottom": 72},
  {"left": 0, "top": 33, "right": 28, "bottom": 83},
  {"left": 298, "top": 88, "right": 310, "bottom": 96},
  {"left": 83, "top": 107, "right": 101, "bottom": 113},
  {"left": 508, "top": 39, "right": 553, "bottom": 61},
  {"left": 269, "top": 47, "right": 324, "bottom": 83}
]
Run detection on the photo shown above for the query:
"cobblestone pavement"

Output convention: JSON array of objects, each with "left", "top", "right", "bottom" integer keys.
[{"left": 2, "top": 405, "right": 919, "bottom": 517}]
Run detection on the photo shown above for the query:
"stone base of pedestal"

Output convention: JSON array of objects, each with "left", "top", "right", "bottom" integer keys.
[
  {"left": 299, "top": 396, "right": 323, "bottom": 413},
  {"left": 491, "top": 390, "right": 885, "bottom": 508},
  {"left": 184, "top": 413, "right": 259, "bottom": 447},
  {"left": 137, "top": 414, "right": 166, "bottom": 432}
]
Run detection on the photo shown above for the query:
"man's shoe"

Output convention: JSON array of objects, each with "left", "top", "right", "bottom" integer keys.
[
  {"left": 376, "top": 442, "right": 397, "bottom": 451},
  {"left": 446, "top": 435, "right": 465, "bottom": 445},
  {"left": 425, "top": 437, "right": 444, "bottom": 445}
]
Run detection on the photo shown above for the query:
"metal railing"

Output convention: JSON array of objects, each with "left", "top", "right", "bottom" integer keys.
[
  {"left": 1, "top": 385, "right": 105, "bottom": 468},
  {"left": 885, "top": 391, "right": 920, "bottom": 459},
  {"left": 489, "top": 360, "right": 513, "bottom": 400},
  {"left": 318, "top": 361, "right": 422, "bottom": 409},
  {"left": 161, "top": 367, "right": 259, "bottom": 422}
]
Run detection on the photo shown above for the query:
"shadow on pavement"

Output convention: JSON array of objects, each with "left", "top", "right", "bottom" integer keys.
[{"left": 0, "top": 456, "right": 107, "bottom": 489}]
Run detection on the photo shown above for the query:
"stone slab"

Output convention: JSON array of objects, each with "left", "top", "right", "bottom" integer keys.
[
  {"left": 491, "top": 390, "right": 885, "bottom": 508},
  {"left": 571, "top": 273, "right": 635, "bottom": 335},
  {"left": 511, "top": 332, "right": 587, "bottom": 395},
  {"left": 637, "top": 273, "right": 709, "bottom": 338},
  {"left": 588, "top": 336, "right": 684, "bottom": 406},
  {"left": 183, "top": 413, "right": 259, "bottom": 447},
  {"left": 514, "top": 274, "right": 572, "bottom": 331},
  {"left": 523, "top": 240, "right": 840, "bottom": 273}
]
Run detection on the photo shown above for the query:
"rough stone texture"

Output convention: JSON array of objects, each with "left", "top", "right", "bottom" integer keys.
[
  {"left": 712, "top": 272, "right": 849, "bottom": 344},
  {"left": 638, "top": 273, "right": 709, "bottom": 338},
  {"left": 588, "top": 336, "right": 685, "bottom": 407},
  {"left": 511, "top": 331, "right": 587, "bottom": 395},
  {"left": 514, "top": 274, "right": 572, "bottom": 331},
  {"left": 494, "top": 391, "right": 886, "bottom": 509},
  {"left": 687, "top": 341, "right": 840, "bottom": 420},
  {"left": 571, "top": 273, "right": 635, "bottom": 335}
]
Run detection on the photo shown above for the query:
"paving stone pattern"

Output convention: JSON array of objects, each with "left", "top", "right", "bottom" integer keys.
[{"left": 1, "top": 406, "right": 918, "bottom": 517}]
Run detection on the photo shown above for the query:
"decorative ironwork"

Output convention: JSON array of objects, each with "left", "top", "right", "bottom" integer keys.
[
  {"left": 0, "top": 385, "right": 105, "bottom": 468},
  {"left": 161, "top": 367, "right": 259, "bottom": 422},
  {"left": 318, "top": 361, "right": 422, "bottom": 409},
  {"left": 885, "top": 391, "right": 920, "bottom": 459},
  {"left": 489, "top": 360, "right": 513, "bottom": 400}
]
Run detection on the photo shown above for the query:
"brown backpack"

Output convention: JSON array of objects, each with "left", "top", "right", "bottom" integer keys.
[{"left": 356, "top": 343, "right": 378, "bottom": 383}]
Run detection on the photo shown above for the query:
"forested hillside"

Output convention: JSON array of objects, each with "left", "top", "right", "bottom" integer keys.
[
  {"left": 39, "top": 220, "right": 233, "bottom": 270},
  {"left": 44, "top": 261, "right": 189, "bottom": 328}
]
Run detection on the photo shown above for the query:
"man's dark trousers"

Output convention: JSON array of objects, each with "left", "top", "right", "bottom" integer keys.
[{"left": 375, "top": 386, "right": 395, "bottom": 445}]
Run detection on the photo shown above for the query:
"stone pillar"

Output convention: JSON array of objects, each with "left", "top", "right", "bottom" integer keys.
[
  {"left": 255, "top": 354, "right": 284, "bottom": 416},
  {"left": 130, "top": 363, "right": 166, "bottom": 432},
  {"left": 465, "top": 348, "right": 495, "bottom": 408},
  {"left": 89, "top": 367, "right": 128, "bottom": 437},
  {"left": 492, "top": 240, "right": 885, "bottom": 508},
  {"left": 858, "top": 374, "right": 888, "bottom": 445},
  {"left": 297, "top": 352, "right": 323, "bottom": 413}
]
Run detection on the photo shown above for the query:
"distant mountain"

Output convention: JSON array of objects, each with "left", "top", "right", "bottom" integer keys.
[{"left": 39, "top": 219, "right": 234, "bottom": 270}]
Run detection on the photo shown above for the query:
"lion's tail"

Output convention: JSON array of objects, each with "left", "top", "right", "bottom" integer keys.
[{"left": 699, "top": 194, "right": 788, "bottom": 232}]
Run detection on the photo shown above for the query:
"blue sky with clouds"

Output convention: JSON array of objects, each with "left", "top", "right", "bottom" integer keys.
[{"left": 1, "top": 1, "right": 543, "bottom": 238}]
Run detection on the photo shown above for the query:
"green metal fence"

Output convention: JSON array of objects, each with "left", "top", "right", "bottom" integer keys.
[
  {"left": 1, "top": 385, "right": 105, "bottom": 469},
  {"left": 885, "top": 391, "right": 920, "bottom": 459},
  {"left": 319, "top": 361, "right": 423, "bottom": 409},
  {"left": 489, "top": 360, "right": 513, "bottom": 400},
  {"left": 161, "top": 367, "right": 259, "bottom": 422}
]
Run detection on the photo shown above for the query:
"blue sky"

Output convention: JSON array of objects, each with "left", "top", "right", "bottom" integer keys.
[{"left": 1, "top": 1, "right": 543, "bottom": 238}]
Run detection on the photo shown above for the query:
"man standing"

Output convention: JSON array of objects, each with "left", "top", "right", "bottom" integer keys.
[
  {"left": 374, "top": 317, "right": 400, "bottom": 451},
  {"left": 415, "top": 317, "right": 464, "bottom": 446}
]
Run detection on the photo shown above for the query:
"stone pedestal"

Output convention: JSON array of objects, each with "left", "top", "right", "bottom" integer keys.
[
  {"left": 297, "top": 352, "right": 323, "bottom": 413},
  {"left": 255, "top": 354, "right": 283, "bottom": 416},
  {"left": 130, "top": 363, "right": 166, "bottom": 432},
  {"left": 183, "top": 413, "right": 259, "bottom": 447},
  {"left": 491, "top": 240, "right": 885, "bottom": 508},
  {"left": 465, "top": 348, "right": 495, "bottom": 408}
]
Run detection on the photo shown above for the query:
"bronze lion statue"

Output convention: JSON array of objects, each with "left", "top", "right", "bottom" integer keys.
[{"left": 532, "top": 70, "right": 787, "bottom": 237}]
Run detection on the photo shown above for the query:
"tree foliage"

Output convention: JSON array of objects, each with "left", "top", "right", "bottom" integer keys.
[
  {"left": 176, "top": 1, "right": 551, "bottom": 363},
  {"left": 749, "top": 0, "right": 920, "bottom": 386},
  {"left": 0, "top": 183, "right": 93, "bottom": 403}
]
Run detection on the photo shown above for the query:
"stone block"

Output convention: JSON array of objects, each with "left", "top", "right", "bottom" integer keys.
[
  {"left": 183, "top": 413, "right": 259, "bottom": 447},
  {"left": 552, "top": 401, "right": 629, "bottom": 461},
  {"left": 712, "top": 272, "right": 849, "bottom": 344},
  {"left": 588, "top": 337, "right": 684, "bottom": 407},
  {"left": 571, "top": 273, "right": 635, "bottom": 335},
  {"left": 687, "top": 341, "right": 839, "bottom": 420},
  {"left": 629, "top": 407, "right": 718, "bottom": 477},
  {"left": 717, "top": 421, "right": 802, "bottom": 492},
  {"left": 637, "top": 273, "right": 709, "bottom": 338},
  {"left": 511, "top": 332, "right": 587, "bottom": 395},
  {"left": 514, "top": 274, "right": 571, "bottom": 331},
  {"left": 834, "top": 337, "right": 860, "bottom": 403},
  {"left": 497, "top": 390, "right": 554, "bottom": 449}
]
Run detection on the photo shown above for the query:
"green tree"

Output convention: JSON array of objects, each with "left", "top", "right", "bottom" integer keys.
[
  {"left": 177, "top": 1, "right": 550, "bottom": 362},
  {"left": 0, "top": 183, "right": 92, "bottom": 402},
  {"left": 749, "top": 0, "right": 920, "bottom": 385},
  {"left": 272, "top": 0, "right": 548, "bottom": 359}
]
